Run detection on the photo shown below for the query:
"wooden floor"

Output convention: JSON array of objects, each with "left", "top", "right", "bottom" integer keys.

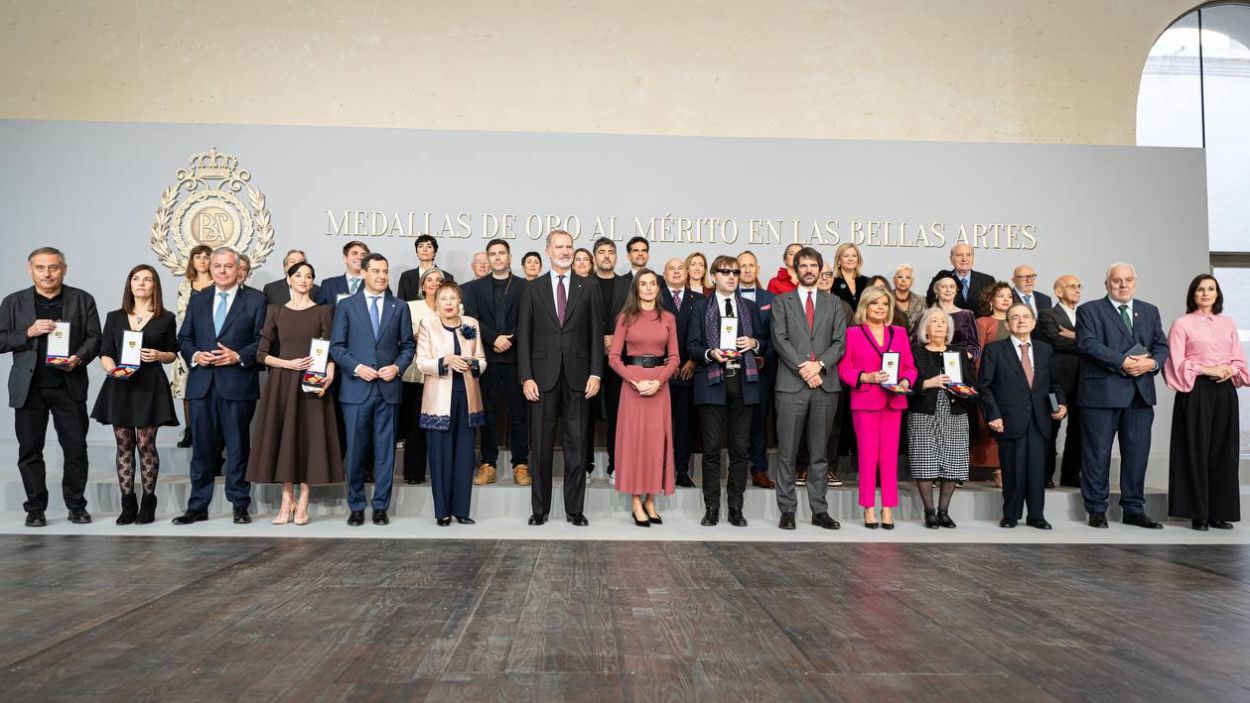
[{"left": 1, "top": 537, "right": 1248, "bottom": 702}]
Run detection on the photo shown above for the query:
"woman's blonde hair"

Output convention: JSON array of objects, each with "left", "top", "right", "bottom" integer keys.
[
  {"left": 854, "top": 285, "right": 896, "bottom": 325},
  {"left": 833, "top": 242, "right": 863, "bottom": 279}
]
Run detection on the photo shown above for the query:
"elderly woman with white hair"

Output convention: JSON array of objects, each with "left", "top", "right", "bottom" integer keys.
[
  {"left": 893, "top": 263, "right": 926, "bottom": 332},
  {"left": 907, "top": 306, "right": 975, "bottom": 528}
]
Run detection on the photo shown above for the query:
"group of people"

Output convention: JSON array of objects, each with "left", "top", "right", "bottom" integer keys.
[{"left": 1, "top": 235, "right": 1245, "bottom": 532}]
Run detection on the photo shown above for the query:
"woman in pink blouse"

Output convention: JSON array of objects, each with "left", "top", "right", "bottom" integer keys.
[{"left": 1163, "top": 274, "right": 1249, "bottom": 530}]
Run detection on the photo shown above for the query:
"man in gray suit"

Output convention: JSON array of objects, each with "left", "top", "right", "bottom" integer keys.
[{"left": 770, "top": 246, "right": 848, "bottom": 530}]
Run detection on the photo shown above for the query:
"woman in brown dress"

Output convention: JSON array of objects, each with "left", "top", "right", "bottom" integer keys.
[
  {"left": 245, "top": 261, "right": 345, "bottom": 525},
  {"left": 972, "top": 281, "right": 1013, "bottom": 487},
  {"left": 608, "top": 269, "right": 680, "bottom": 527}
]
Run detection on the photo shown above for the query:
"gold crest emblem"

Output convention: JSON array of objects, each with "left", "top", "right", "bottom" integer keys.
[{"left": 150, "top": 147, "right": 275, "bottom": 275}]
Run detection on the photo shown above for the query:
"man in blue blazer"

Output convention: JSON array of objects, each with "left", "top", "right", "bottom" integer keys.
[
  {"left": 331, "top": 252, "right": 415, "bottom": 527},
  {"left": 1076, "top": 262, "right": 1169, "bottom": 529},
  {"left": 687, "top": 255, "right": 768, "bottom": 528},
  {"left": 174, "top": 248, "right": 267, "bottom": 525},
  {"left": 659, "top": 258, "right": 704, "bottom": 488},
  {"left": 737, "top": 250, "right": 776, "bottom": 489},
  {"left": 318, "top": 240, "right": 392, "bottom": 306}
]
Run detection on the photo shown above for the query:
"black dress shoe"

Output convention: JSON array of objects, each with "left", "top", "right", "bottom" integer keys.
[
  {"left": 1210, "top": 520, "right": 1234, "bottom": 530},
  {"left": 405, "top": 479, "right": 420, "bottom": 485},
  {"left": 936, "top": 510, "right": 957, "bottom": 528},
  {"left": 67, "top": 508, "right": 92, "bottom": 525},
  {"left": 999, "top": 518, "right": 1018, "bottom": 528},
  {"left": 347, "top": 510, "right": 365, "bottom": 526},
  {"left": 1088, "top": 513, "right": 1109, "bottom": 528},
  {"left": 1123, "top": 513, "right": 1163, "bottom": 530},
  {"left": 528, "top": 513, "right": 547, "bottom": 526},
  {"left": 455, "top": 516, "right": 475, "bottom": 525},
  {"left": 1026, "top": 518, "right": 1053, "bottom": 530},
  {"left": 923, "top": 509, "right": 940, "bottom": 529},
  {"left": 811, "top": 512, "right": 840, "bottom": 530},
  {"left": 372, "top": 510, "right": 389, "bottom": 525},
  {"left": 1192, "top": 520, "right": 1209, "bottom": 531},
  {"left": 172, "top": 510, "right": 208, "bottom": 525},
  {"left": 1045, "top": 481, "right": 1056, "bottom": 489},
  {"left": 567, "top": 513, "right": 589, "bottom": 527},
  {"left": 727, "top": 509, "right": 747, "bottom": 527},
  {"left": 676, "top": 474, "right": 696, "bottom": 488},
  {"left": 779, "top": 512, "right": 796, "bottom": 530},
  {"left": 25, "top": 510, "right": 47, "bottom": 527},
  {"left": 700, "top": 509, "right": 719, "bottom": 526},
  {"left": 232, "top": 507, "right": 251, "bottom": 524},
  {"left": 437, "top": 516, "right": 452, "bottom": 526},
  {"left": 176, "top": 428, "right": 192, "bottom": 448}
]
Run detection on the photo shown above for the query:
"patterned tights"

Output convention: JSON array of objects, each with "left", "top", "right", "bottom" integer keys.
[{"left": 113, "top": 426, "right": 160, "bottom": 495}]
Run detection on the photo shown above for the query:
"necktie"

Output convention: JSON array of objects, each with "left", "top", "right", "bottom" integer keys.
[
  {"left": 805, "top": 291, "right": 815, "bottom": 331},
  {"left": 724, "top": 297, "right": 733, "bottom": 318},
  {"left": 960, "top": 276, "right": 970, "bottom": 300},
  {"left": 348, "top": 277, "right": 360, "bottom": 295},
  {"left": 213, "top": 291, "right": 228, "bottom": 335},
  {"left": 370, "top": 296, "right": 381, "bottom": 336},
  {"left": 1024, "top": 293, "right": 1033, "bottom": 311},
  {"left": 1118, "top": 304, "right": 1132, "bottom": 333},
  {"left": 673, "top": 289, "right": 682, "bottom": 310},
  {"left": 1019, "top": 342, "right": 1034, "bottom": 387},
  {"left": 556, "top": 275, "right": 567, "bottom": 325}
]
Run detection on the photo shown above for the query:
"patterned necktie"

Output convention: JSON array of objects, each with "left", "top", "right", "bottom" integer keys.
[
  {"left": 960, "top": 276, "right": 970, "bottom": 300},
  {"left": 348, "top": 277, "right": 360, "bottom": 295},
  {"left": 370, "top": 296, "right": 381, "bottom": 336},
  {"left": 673, "top": 289, "right": 682, "bottom": 310},
  {"left": 556, "top": 275, "right": 567, "bottom": 325},
  {"left": 1118, "top": 304, "right": 1132, "bottom": 333},
  {"left": 1019, "top": 342, "right": 1034, "bottom": 387},
  {"left": 213, "top": 291, "right": 228, "bottom": 336},
  {"left": 805, "top": 291, "right": 815, "bottom": 331}
]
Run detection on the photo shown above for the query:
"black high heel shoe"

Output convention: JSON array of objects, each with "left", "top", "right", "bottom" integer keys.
[
  {"left": 632, "top": 508, "right": 651, "bottom": 527},
  {"left": 455, "top": 516, "right": 475, "bottom": 525},
  {"left": 645, "top": 512, "right": 662, "bottom": 525}
]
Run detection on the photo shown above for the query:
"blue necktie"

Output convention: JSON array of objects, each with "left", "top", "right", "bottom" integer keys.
[
  {"left": 370, "top": 296, "right": 382, "bottom": 336},
  {"left": 960, "top": 276, "right": 969, "bottom": 300},
  {"left": 348, "top": 277, "right": 361, "bottom": 295},
  {"left": 213, "top": 292, "right": 228, "bottom": 336}
]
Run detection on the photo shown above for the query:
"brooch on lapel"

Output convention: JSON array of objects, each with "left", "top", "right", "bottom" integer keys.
[{"left": 460, "top": 324, "right": 476, "bottom": 340}]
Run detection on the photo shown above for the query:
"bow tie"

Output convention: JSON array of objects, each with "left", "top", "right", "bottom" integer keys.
[{"left": 740, "top": 288, "right": 756, "bottom": 293}]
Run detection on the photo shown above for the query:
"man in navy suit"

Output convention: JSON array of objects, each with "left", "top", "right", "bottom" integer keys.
[
  {"left": 331, "top": 253, "right": 415, "bottom": 527},
  {"left": 737, "top": 250, "right": 776, "bottom": 489},
  {"left": 1076, "top": 262, "right": 1169, "bottom": 529},
  {"left": 659, "top": 257, "right": 703, "bottom": 488},
  {"left": 927, "top": 243, "right": 995, "bottom": 310},
  {"left": 977, "top": 304, "right": 1068, "bottom": 529},
  {"left": 318, "top": 240, "right": 370, "bottom": 306},
  {"left": 688, "top": 256, "right": 768, "bottom": 528},
  {"left": 173, "top": 247, "right": 267, "bottom": 525},
  {"left": 1009, "top": 265, "right": 1052, "bottom": 317}
]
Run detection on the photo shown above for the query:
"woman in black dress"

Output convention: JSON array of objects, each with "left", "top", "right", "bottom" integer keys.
[
  {"left": 91, "top": 265, "right": 179, "bottom": 524},
  {"left": 831, "top": 242, "right": 871, "bottom": 311}
]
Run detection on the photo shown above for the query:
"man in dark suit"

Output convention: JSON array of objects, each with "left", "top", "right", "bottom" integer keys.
[
  {"left": 0, "top": 247, "right": 100, "bottom": 527},
  {"left": 688, "top": 255, "right": 768, "bottom": 528},
  {"left": 659, "top": 257, "right": 703, "bottom": 488},
  {"left": 737, "top": 250, "right": 776, "bottom": 489},
  {"left": 330, "top": 252, "right": 415, "bottom": 527},
  {"left": 977, "top": 304, "right": 1068, "bottom": 529},
  {"left": 927, "top": 243, "right": 994, "bottom": 310},
  {"left": 1010, "top": 265, "right": 1052, "bottom": 317},
  {"left": 770, "top": 247, "right": 848, "bottom": 530},
  {"left": 318, "top": 240, "right": 371, "bottom": 306},
  {"left": 1036, "top": 274, "right": 1082, "bottom": 488},
  {"left": 462, "top": 238, "right": 530, "bottom": 487},
  {"left": 1076, "top": 262, "right": 1169, "bottom": 529},
  {"left": 263, "top": 249, "right": 321, "bottom": 305},
  {"left": 174, "top": 247, "right": 267, "bottom": 525},
  {"left": 518, "top": 230, "right": 604, "bottom": 526},
  {"left": 587, "top": 237, "right": 623, "bottom": 479},
  {"left": 397, "top": 234, "right": 454, "bottom": 302}
]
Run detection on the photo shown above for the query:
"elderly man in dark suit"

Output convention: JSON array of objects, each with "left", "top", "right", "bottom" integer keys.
[
  {"left": 1009, "top": 264, "right": 1052, "bottom": 317},
  {"left": 518, "top": 230, "right": 604, "bottom": 526},
  {"left": 263, "top": 249, "right": 321, "bottom": 305},
  {"left": 1036, "top": 274, "right": 1082, "bottom": 488},
  {"left": 330, "top": 253, "right": 415, "bottom": 527},
  {"left": 0, "top": 247, "right": 101, "bottom": 527},
  {"left": 977, "top": 303, "right": 1067, "bottom": 529},
  {"left": 927, "top": 243, "right": 995, "bottom": 310},
  {"left": 659, "top": 257, "right": 703, "bottom": 488},
  {"left": 174, "top": 247, "right": 267, "bottom": 525},
  {"left": 1076, "top": 262, "right": 1169, "bottom": 529}
]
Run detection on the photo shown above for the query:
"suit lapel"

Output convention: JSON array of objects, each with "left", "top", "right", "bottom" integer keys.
[
  {"left": 376, "top": 294, "right": 397, "bottom": 344},
  {"left": 216, "top": 290, "right": 244, "bottom": 339},
  {"left": 1104, "top": 298, "right": 1135, "bottom": 344},
  {"left": 562, "top": 274, "right": 584, "bottom": 328},
  {"left": 535, "top": 273, "right": 560, "bottom": 327}
]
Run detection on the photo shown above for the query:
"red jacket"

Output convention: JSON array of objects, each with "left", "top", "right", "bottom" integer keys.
[{"left": 765, "top": 267, "right": 797, "bottom": 296}]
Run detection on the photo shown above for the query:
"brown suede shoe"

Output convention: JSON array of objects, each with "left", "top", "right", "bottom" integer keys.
[
  {"left": 513, "top": 464, "right": 532, "bottom": 486},
  {"left": 473, "top": 464, "right": 497, "bottom": 486}
]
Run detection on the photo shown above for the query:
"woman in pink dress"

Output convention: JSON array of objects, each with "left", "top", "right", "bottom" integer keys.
[
  {"left": 838, "top": 286, "right": 917, "bottom": 529},
  {"left": 1163, "top": 274, "right": 1249, "bottom": 530},
  {"left": 609, "top": 269, "right": 680, "bottom": 527}
]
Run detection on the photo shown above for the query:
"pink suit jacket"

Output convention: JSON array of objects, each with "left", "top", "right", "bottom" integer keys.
[{"left": 837, "top": 324, "right": 917, "bottom": 411}]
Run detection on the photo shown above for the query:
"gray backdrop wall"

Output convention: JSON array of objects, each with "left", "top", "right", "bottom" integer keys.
[{"left": 0, "top": 120, "right": 1208, "bottom": 483}]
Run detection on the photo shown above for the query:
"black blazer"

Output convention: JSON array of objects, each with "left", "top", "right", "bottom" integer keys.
[
  {"left": 659, "top": 286, "right": 704, "bottom": 387},
  {"left": 832, "top": 274, "right": 872, "bottom": 311},
  {"left": 397, "top": 266, "right": 454, "bottom": 302},
  {"left": 908, "top": 344, "right": 976, "bottom": 416},
  {"left": 263, "top": 279, "right": 321, "bottom": 307},
  {"left": 517, "top": 272, "right": 605, "bottom": 392},
  {"left": 607, "top": 271, "right": 633, "bottom": 334},
  {"left": 928, "top": 269, "right": 995, "bottom": 311},
  {"left": 0, "top": 285, "right": 101, "bottom": 408},
  {"left": 975, "top": 337, "right": 1064, "bottom": 440},
  {"left": 462, "top": 274, "right": 523, "bottom": 365},
  {"left": 1035, "top": 305, "right": 1078, "bottom": 395}
]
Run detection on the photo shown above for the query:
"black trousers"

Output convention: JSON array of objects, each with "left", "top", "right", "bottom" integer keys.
[
  {"left": 589, "top": 366, "right": 622, "bottom": 473},
  {"left": 1047, "top": 402, "right": 1081, "bottom": 487},
  {"left": 998, "top": 421, "right": 1047, "bottom": 522},
  {"left": 16, "top": 385, "right": 89, "bottom": 513},
  {"left": 529, "top": 368, "right": 588, "bottom": 517},
  {"left": 699, "top": 377, "right": 753, "bottom": 512},
  {"left": 670, "top": 383, "right": 695, "bottom": 479},
  {"left": 478, "top": 361, "right": 529, "bottom": 468},
  {"left": 399, "top": 381, "right": 428, "bottom": 482}
]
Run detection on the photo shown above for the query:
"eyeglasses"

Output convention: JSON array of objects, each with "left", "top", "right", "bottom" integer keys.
[
  {"left": 818, "top": 272, "right": 834, "bottom": 279},
  {"left": 714, "top": 268, "right": 741, "bottom": 276},
  {"left": 1014, "top": 274, "right": 1037, "bottom": 281}
]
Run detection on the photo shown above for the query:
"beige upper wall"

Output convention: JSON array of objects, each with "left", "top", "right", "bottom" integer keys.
[{"left": 0, "top": 0, "right": 1201, "bottom": 144}]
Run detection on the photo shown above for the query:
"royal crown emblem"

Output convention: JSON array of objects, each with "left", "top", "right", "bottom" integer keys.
[{"left": 150, "top": 147, "right": 275, "bottom": 276}]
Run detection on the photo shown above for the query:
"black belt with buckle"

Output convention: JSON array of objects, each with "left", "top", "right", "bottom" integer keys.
[{"left": 623, "top": 354, "right": 663, "bottom": 368}]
